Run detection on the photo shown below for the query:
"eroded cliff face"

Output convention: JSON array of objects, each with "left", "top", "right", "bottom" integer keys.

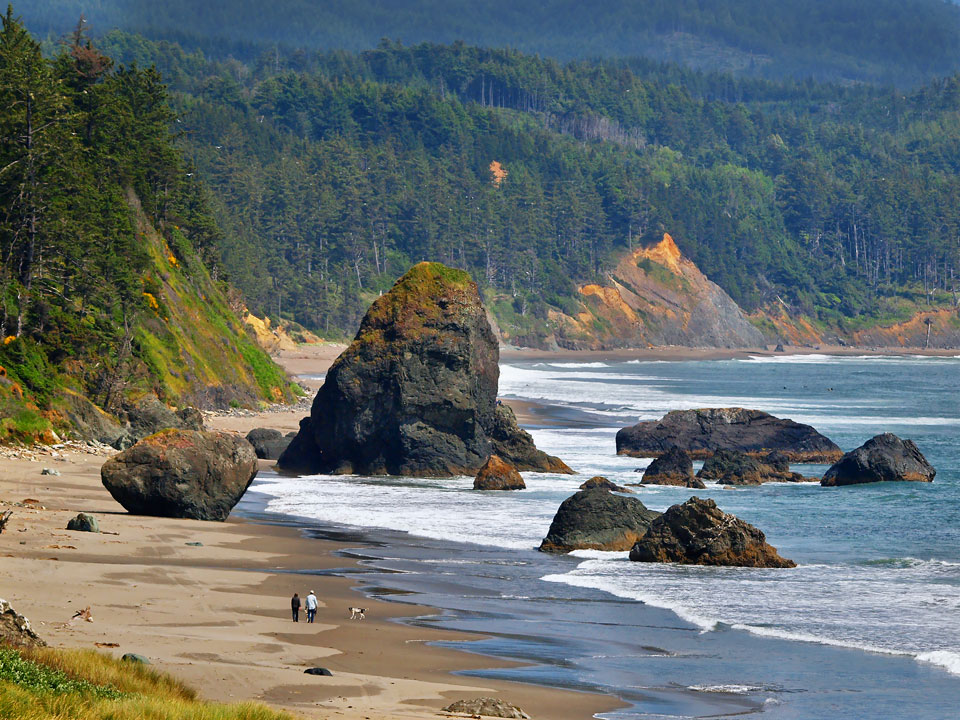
[{"left": 550, "top": 234, "right": 766, "bottom": 349}]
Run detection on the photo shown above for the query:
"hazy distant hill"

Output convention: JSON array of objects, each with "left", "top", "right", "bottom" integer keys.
[{"left": 21, "top": 0, "right": 960, "bottom": 86}]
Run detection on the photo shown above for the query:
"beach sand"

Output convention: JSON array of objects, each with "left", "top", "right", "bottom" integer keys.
[
  {"left": 6, "top": 340, "right": 952, "bottom": 719},
  {"left": 0, "top": 342, "right": 622, "bottom": 720}
]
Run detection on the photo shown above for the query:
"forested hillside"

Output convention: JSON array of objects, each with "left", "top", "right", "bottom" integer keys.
[
  {"left": 21, "top": 0, "right": 960, "bottom": 86},
  {"left": 0, "top": 9, "right": 294, "bottom": 443},
  {"left": 80, "top": 33, "right": 960, "bottom": 346}
]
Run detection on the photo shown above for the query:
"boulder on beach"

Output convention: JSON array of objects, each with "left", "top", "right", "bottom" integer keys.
[
  {"left": 616, "top": 408, "right": 841, "bottom": 462},
  {"left": 474, "top": 455, "right": 526, "bottom": 490},
  {"left": 100, "top": 429, "right": 258, "bottom": 521},
  {"left": 66, "top": 513, "right": 99, "bottom": 533},
  {"left": 245, "top": 428, "right": 294, "bottom": 460},
  {"left": 539, "top": 487, "right": 660, "bottom": 553},
  {"left": 640, "top": 447, "right": 705, "bottom": 488},
  {"left": 629, "top": 497, "right": 796, "bottom": 568},
  {"left": 443, "top": 698, "right": 530, "bottom": 719},
  {"left": 579, "top": 476, "right": 632, "bottom": 493},
  {"left": 0, "top": 598, "right": 45, "bottom": 648},
  {"left": 278, "top": 262, "right": 571, "bottom": 477},
  {"left": 821, "top": 433, "right": 935, "bottom": 487}
]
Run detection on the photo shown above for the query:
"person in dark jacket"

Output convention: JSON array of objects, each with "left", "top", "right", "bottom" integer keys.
[{"left": 291, "top": 592, "right": 301, "bottom": 622}]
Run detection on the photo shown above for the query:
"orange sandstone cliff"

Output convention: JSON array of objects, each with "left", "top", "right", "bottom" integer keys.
[{"left": 550, "top": 234, "right": 766, "bottom": 349}]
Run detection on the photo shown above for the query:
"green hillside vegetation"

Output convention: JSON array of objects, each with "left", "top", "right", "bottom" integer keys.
[
  {"left": 78, "top": 33, "right": 960, "bottom": 346},
  {"left": 20, "top": 0, "right": 960, "bottom": 86},
  {"left": 0, "top": 8, "right": 295, "bottom": 442},
  {"left": 0, "top": 645, "right": 294, "bottom": 720}
]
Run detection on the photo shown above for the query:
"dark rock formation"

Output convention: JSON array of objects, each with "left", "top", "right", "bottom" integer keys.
[
  {"left": 539, "top": 487, "right": 660, "bottom": 553},
  {"left": 116, "top": 395, "right": 205, "bottom": 449},
  {"left": 698, "top": 449, "right": 813, "bottom": 485},
  {"left": 474, "top": 455, "right": 525, "bottom": 490},
  {"left": 629, "top": 497, "right": 796, "bottom": 568},
  {"left": 0, "top": 598, "right": 45, "bottom": 648},
  {"left": 443, "top": 698, "right": 530, "bottom": 719},
  {"left": 304, "top": 667, "right": 333, "bottom": 676},
  {"left": 246, "top": 428, "right": 294, "bottom": 460},
  {"left": 640, "top": 447, "right": 705, "bottom": 488},
  {"left": 101, "top": 430, "right": 258, "bottom": 521},
  {"left": 774, "top": 343, "right": 785, "bottom": 353},
  {"left": 59, "top": 390, "right": 127, "bottom": 447},
  {"left": 821, "top": 434, "right": 936, "bottom": 487},
  {"left": 580, "top": 476, "right": 632, "bottom": 493},
  {"left": 279, "top": 263, "right": 571, "bottom": 477},
  {"left": 617, "top": 408, "right": 841, "bottom": 462},
  {"left": 764, "top": 450, "right": 791, "bottom": 473},
  {"left": 66, "top": 513, "right": 99, "bottom": 533},
  {"left": 122, "top": 653, "right": 150, "bottom": 664}
]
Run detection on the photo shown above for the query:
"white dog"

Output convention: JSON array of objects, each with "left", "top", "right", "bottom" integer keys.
[{"left": 348, "top": 607, "right": 366, "bottom": 620}]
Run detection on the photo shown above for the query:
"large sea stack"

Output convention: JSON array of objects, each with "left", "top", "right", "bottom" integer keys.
[
  {"left": 278, "top": 263, "right": 571, "bottom": 477},
  {"left": 617, "top": 408, "right": 841, "bottom": 462}
]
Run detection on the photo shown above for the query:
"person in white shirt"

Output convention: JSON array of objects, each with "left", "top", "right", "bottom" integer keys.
[{"left": 305, "top": 590, "right": 319, "bottom": 623}]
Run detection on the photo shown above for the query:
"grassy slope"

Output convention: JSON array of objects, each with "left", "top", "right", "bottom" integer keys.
[
  {"left": 130, "top": 195, "right": 298, "bottom": 409},
  {"left": 0, "top": 646, "right": 293, "bottom": 720}
]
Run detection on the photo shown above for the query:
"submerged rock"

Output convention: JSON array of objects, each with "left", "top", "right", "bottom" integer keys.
[
  {"left": 617, "top": 408, "right": 841, "bottom": 462},
  {"left": 629, "top": 497, "right": 796, "bottom": 568},
  {"left": 245, "top": 428, "right": 294, "bottom": 460},
  {"left": 101, "top": 430, "right": 258, "bottom": 521},
  {"left": 579, "top": 476, "right": 632, "bottom": 493},
  {"left": 539, "top": 487, "right": 660, "bottom": 553},
  {"left": 443, "top": 698, "right": 530, "bottom": 719},
  {"left": 640, "top": 447, "right": 704, "bottom": 488},
  {"left": 279, "top": 263, "right": 571, "bottom": 477},
  {"left": 821, "top": 434, "right": 935, "bottom": 487},
  {"left": 0, "top": 598, "right": 45, "bottom": 648},
  {"left": 474, "top": 455, "right": 525, "bottom": 490}
]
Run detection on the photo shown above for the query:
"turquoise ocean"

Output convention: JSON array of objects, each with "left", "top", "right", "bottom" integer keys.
[{"left": 242, "top": 354, "right": 960, "bottom": 718}]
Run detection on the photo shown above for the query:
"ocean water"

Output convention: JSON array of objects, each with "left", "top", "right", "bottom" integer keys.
[{"left": 244, "top": 355, "right": 960, "bottom": 718}]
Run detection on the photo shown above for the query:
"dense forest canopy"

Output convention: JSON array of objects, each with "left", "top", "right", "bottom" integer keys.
[
  {"left": 21, "top": 0, "right": 960, "bottom": 86},
  {"left": 0, "top": 7, "right": 290, "bottom": 440},
  {"left": 61, "top": 31, "right": 959, "bottom": 345}
]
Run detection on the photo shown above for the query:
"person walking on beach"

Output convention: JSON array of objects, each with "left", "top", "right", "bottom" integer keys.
[
  {"left": 291, "top": 592, "right": 301, "bottom": 622},
  {"left": 305, "top": 590, "right": 318, "bottom": 623}
]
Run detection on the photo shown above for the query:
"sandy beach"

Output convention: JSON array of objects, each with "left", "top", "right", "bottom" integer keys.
[
  {"left": 0, "top": 342, "right": 622, "bottom": 720},
  {"left": 4, "top": 341, "right": 957, "bottom": 719}
]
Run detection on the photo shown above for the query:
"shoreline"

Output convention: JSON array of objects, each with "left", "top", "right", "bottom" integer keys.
[
  {"left": 500, "top": 343, "right": 960, "bottom": 363},
  {"left": 0, "top": 341, "right": 625, "bottom": 720},
  {"left": 0, "top": 450, "right": 625, "bottom": 719}
]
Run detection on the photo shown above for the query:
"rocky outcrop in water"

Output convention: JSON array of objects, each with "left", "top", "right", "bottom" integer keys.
[
  {"left": 580, "top": 476, "right": 632, "bottom": 493},
  {"left": 640, "top": 447, "right": 705, "bottom": 487},
  {"left": 101, "top": 430, "right": 258, "bottom": 520},
  {"left": 246, "top": 428, "right": 295, "bottom": 460},
  {"left": 628, "top": 497, "right": 796, "bottom": 568},
  {"left": 539, "top": 487, "right": 660, "bottom": 553},
  {"left": 474, "top": 455, "right": 526, "bottom": 490},
  {"left": 279, "top": 263, "right": 571, "bottom": 477},
  {"left": 0, "top": 598, "right": 44, "bottom": 648},
  {"left": 696, "top": 449, "right": 813, "bottom": 485},
  {"left": 821, "top": 434, "right": 935, "bottom": 487},
  {"left": 617, "top": 408, "right": 841, "bottom": 462}
]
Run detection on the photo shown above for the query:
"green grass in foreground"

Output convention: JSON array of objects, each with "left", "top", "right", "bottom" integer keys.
[{"left": 0, "top": 647, "right": 294, "bottom": 720}]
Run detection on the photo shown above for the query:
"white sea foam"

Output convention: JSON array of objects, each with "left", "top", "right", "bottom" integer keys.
[{"left": 917, "top": 651, "right": 960, "bottom": 675}]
